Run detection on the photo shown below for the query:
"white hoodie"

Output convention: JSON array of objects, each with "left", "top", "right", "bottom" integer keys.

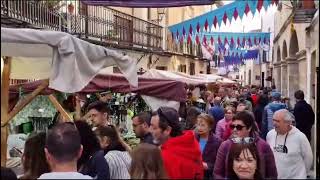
[{"left": 266, "top": 126, "right": 313, "bottom": 179}]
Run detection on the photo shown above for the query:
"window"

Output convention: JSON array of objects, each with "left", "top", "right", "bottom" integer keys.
[
  {"left": 190, "top": 63, "right": 195, "bottom": 75},
  {"left": 156, "top": 66, "right": 167, "bottom": 71},
  {"left": 262, "top": 51, "right": 267, "bottom": 62},
  {"left": 178, "top": 65, "right": 187, "bottom": 73}
]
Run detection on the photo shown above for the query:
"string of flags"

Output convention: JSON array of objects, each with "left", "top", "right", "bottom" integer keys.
[{"left": 168, "top": 0, "right": 278, "bottom": 36}]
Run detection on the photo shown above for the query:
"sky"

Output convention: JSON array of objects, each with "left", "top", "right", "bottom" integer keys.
[{"left": 210, "top": 1, "right": 277, "bottom": 33}]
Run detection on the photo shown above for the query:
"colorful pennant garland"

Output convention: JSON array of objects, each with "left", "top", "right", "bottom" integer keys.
[{"left": 168, "top": 0, "right": 278, "bottom": 37}]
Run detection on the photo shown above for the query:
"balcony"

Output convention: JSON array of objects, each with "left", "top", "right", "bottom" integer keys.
[
  {"left": 291, "top": 0, "right": 317, "bottom": 23},
  {"left": 1, "top": 0, "right": 163, "bottom": 51}
]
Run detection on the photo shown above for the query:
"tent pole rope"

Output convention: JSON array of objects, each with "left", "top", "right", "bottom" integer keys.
[{"left": 1, "top": 56, "right": 11, "bottom": 167}]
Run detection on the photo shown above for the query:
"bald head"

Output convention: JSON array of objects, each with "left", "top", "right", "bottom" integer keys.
[{"left": 273, "top": 109, "right": 294, "bottom": 134}]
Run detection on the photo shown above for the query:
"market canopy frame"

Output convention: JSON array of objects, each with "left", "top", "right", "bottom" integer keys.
[{"left": 1, "top": 27, "right": 139, "bottom": 166}]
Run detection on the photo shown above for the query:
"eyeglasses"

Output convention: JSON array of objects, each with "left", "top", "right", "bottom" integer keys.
[
  {"left": 231, "top": 137, "right": 255, "bottom": 144},
  {"left": 230, "top": 124, "right": 246, "bottom": 131}
]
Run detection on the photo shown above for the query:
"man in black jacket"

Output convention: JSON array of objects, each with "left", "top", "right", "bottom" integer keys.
[{"left": 293, "top": 90, "right": 315, "bottom": 142}]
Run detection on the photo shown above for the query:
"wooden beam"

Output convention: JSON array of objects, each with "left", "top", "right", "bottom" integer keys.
[
  {"left": 1, "top": 79, "right": 49, "bottom": 127},
  {"left": 48, "top": 94, "right": 72, "bottom": 122},
  {"left": 1, "top": 57, "right": 11, "bottom": 167},
  {"left": 74, "top": 95, "right": 81, "bottom": 121}
]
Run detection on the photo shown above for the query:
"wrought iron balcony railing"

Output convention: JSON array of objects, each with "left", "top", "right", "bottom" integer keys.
[{"left": 1, "top": 0, "right": 163, "bottom": 50}]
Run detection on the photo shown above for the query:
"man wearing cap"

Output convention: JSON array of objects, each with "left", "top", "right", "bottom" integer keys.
[
  {"left": 261, "top": 91, "right": 287, "bottom": 139},
  {"left": 150, "top": 107, "right": 203, "bottom": 179},
  {"left": 266, "top": 109, "right": 313, "bottom": 179}
]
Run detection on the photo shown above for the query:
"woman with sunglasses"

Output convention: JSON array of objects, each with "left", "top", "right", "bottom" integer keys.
[
  {"left": 213, "top": 111, "right": 277, "bottom": 179},
  {"left": 195, "top": 114, "right": 222, "bottom": 179}
]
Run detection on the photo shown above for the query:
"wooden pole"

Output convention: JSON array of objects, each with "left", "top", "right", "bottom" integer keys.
[
  {"left": 1, "top": 79, "right": 49, "bottom": 127},
  {"left": 1, "top": 57, "right": 11, "bottom": 167},
  {"left": 74, "top": 95, "right": 81, "bottom": 121},
  {"left": 48, "top": 94, "right": 72, "bottom": 122}
]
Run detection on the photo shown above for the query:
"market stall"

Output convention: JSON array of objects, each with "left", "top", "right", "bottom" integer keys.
[{"left": 1, "top": 27, "right": 139, "bottom": 166}]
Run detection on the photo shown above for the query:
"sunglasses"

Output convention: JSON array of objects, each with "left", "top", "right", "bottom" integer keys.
[
  {"left": 231, "top": 137, "right": 255, "bottom": 144},
  {"left": 230, "top": 124, "right": 246, "bottom": 131}
]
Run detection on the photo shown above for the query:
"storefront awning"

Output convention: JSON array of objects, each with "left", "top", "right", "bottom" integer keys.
[{"left": 80, "top": 0, "right": 215, "bottom": 8}]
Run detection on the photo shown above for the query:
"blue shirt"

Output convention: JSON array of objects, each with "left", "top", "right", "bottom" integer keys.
[{"left": 199, "top": 138, "right": 207, "bottom": 153}]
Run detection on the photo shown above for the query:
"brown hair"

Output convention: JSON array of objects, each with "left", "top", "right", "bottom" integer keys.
[
  {"left": 20, "top": 132, "right": 50, "bottom": 179},
  {"left": 227, "top": 143, "right": 261, "bottom": 180},
  {"left": 130, "top": 143, "right": 167, "bottom": 179},
  {"left": 197, "top": 113, "right": 215, "bottom": 131},
  {"left": 224, "top": 106, "right": 235, "bottom": 113}
]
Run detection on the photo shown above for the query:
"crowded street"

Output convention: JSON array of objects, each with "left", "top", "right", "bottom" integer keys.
[{"left": 1, "top": 0, "right": 319, "bottom": 179}]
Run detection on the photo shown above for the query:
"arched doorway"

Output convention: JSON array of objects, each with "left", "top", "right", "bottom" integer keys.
[
  {"left": 289, "top": 31, "right": 299, "bottom": 57},
  {"left": 282, "top": 40, "right": 288, "bottom": 60},
  {"left": 287, "top": 30, "right": 300, "bottom": 106},
  {"left": 277, "top": 47, "right": 281, "bottom": 62},
  {"left": 281, "top": 41, "right": 288, "bottom": 95}
]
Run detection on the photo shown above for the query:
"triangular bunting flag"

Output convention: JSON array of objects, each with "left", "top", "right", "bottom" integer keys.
[
  {"left": 189, "top": 24, "right": 193, "bottom": 35},
  {"left": 210, "top": 37, "right": 214, "bottom": 45},
  {"left": 204, "top": 19, "right": 209, "bottom": 31},
  {"left": 257, "top": 0, "right": 264, "bottom": 12},
  {"left": 233, "top": 8, "right": 239, "bottom": 20},
  {"left": 196, "top": 35, "right": 200, "bottom": 44},
  {"left": 213, "top": 16, "right": 218, "bottom": 29},
  {"left": 223, "top": 12, "right": 228, "bottom": 25},
  {"left": 244, "top": 3, "right": 250, "bottom": 16}
]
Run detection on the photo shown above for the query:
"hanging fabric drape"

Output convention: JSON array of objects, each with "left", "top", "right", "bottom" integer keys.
[{"left": 168, "top": 0, "right": 278, "bottom": 36}]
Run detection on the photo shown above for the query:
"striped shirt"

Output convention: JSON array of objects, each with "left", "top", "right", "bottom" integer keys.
[{"left": 104, "top": 150, "right": 131, "bottom": 179}]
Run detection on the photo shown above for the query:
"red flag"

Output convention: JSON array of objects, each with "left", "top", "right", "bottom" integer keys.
[
  {"left": 257, "top": 0, "right": 263, "bottom": 12},
  {"left": 213, "top": 16, "right": 218, "bottom": 28},
  {"left": 196, "top": 23, "right": 200, "bottom": 33},
  {"left": 210, "top": 37, "right": 214, "bottom": 45},
  {"left": 245, "top": 3, "right": 250, "bottom": 15},
  {"left": 233, "top": 8, "right": 239, "bottom": 20},
  {"left": 223, "top": 12, "right": 228, "bottom": 24},
  {"left": 204, "top": 19, "right": 209, "bottom": 31}
]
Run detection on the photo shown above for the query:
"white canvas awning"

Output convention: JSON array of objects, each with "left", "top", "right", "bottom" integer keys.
[
  {"left": 1, "top": 28, "right": 138, "bottom": 93},
  {"left": 143, "top": 69, "right": 219, "bottom": 85},
  {"left": 142, "top": 69, "right": 235, "bottom": 85}
]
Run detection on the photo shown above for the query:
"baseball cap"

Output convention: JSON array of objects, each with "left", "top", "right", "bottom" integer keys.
[{"left": 271, "top": 91, "right": 281, "bottom": 99}]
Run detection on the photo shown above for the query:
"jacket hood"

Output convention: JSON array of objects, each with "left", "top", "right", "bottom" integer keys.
[
  {"left": 269, "top": 102, "right": 286, "bottom": 112},
  {"left": 288, "top": 126, "right": 299, "bottom": 135},
  {"left": 162, "top": 130, "right": 201, "bottom": 161}
]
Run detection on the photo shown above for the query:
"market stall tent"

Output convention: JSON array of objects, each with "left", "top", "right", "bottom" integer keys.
[
  {"left": 1, "top": 27, "right": 138, "bottom": 166},
  {"left": 143, "top": 68, "right": 236, "bottom": 85},
  {"left": 1, "top": 27, "right": 138, "bottom": 92}
]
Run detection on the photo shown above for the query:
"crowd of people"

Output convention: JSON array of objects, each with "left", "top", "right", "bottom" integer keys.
[{"left": 1, "top": 85, "right": 315, "bottom": 179}]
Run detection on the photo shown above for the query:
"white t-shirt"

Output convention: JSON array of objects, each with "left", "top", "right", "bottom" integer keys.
[{"left": 38, "top": 172, "right": 92, "bottom": 179}]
